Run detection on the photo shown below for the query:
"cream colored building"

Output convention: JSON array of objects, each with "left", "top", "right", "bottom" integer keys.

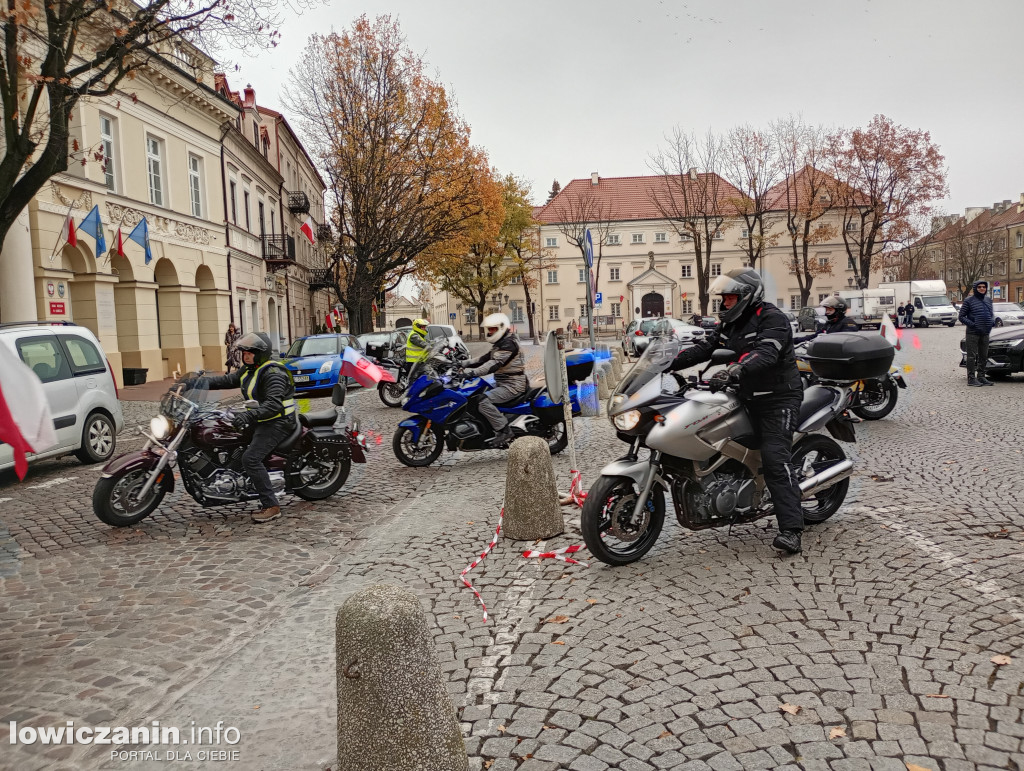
[{"left": 0, "top": 43, "right": 237, "bottom": 383}]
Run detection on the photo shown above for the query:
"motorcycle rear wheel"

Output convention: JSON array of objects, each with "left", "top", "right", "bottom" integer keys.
[
  {"left": 293, "top": 451, "right": 351, "bottom": 501},
  {"left": 393, "top": 424, "right": 444, "bottom": 467},
  {"left": 851, "top": 378, "right": 898, "bottom": 420},
  {"left": 93, "top": 468, "right": 169, "bottom": 527},
  {"left": 541, "top": 420, "right": 569, "bottom": 455},
  {"left": 792, "top": 435, "right": 849, "bottom": 524},
  {"left": 378, "top": 379, "right": 406, "bottom": 408},
  {"left": 581, "top": 474, "right": 665, "bottom": 566}
]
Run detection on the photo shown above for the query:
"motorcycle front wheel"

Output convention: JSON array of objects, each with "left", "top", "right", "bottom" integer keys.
[
  {"left": 392, "top": 424, "right": 444, "bottom": 467},
  {"left": 378, "top": 379, "right": 406, "bottom": 408},
  {"left": 792, "top": 435, "right": 849, "bottom": 524},
  {"left": 93, "top": 467, "right": 170, "bottom": 527},
  {"left": 581, "top": 474, "right": 665, "bottom": 566},
  {"left": 851, "top": 377, "right": 898, "bottom": 420}
]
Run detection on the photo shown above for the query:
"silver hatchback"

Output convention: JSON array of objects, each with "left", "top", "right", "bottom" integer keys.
[{"left": 0, "top": 322, "right": 123, "bottom": 473}]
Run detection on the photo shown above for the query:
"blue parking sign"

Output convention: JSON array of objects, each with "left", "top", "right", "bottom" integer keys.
[{"left": 594, "top": 292, "right": 603, "bottom": 305}]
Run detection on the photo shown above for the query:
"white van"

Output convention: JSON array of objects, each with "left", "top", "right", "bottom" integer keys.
[{"left": 0, "top": 322, "right": 123, "bottom": 473}]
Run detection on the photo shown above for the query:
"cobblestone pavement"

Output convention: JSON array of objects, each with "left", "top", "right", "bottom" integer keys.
[{"left": 2, "top": 328, "right": 1023, "bottom": 770}]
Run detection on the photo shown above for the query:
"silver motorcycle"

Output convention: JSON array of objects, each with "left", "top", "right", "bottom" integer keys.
[{"left": 582, "top": 337, "right": 858, "bottom": 566}]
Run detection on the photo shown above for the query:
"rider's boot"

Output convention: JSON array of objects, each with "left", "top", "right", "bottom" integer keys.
[
  {"left": 772, "top": 529, "right": 802, "bottom": 554},
  {"left": 486, "top": 426, "right": 514, "bottom": 448}
]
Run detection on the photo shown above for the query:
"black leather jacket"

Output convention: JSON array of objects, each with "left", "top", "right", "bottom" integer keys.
[
  {"left": 668, "top": 301, "right": 802, "bottom": 399},
  {"left": 204, "top": 362, "right": 296, "bottom": 423},
  {"left": 823, "top": 314, "right": 858, "bottom": 334}
]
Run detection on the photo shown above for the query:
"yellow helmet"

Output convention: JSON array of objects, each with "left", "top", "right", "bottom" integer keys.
[{"left": 412, "top": 318, "right": 428, "bottom": 333}]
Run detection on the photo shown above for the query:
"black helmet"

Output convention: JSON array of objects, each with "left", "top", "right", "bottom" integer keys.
[
  {"left": 710, "top": 268, "right": 765, "bottom": 323},
  {"left": 821, "top": 296, "right": 847, "bottom": 317},
  {"left": 235, "top": 332, "right": 272, "bottom": 366}
]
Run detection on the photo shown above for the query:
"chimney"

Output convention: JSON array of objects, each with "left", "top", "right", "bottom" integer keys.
[
  {"left": 590, "top": 172, "right": 599, "bottom": 186},
  {"left": 243, "top": 84, "right": 256, "bottom": 108},
  {"left": 1019, "top": 192, "right": 1024, "bottom": 214},
  {"left": 687, "top": 167, "right": 698, "bottom": 182}
]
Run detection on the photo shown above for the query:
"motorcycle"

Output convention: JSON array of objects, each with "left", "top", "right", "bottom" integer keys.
[
  {"left": 376, "top": 347, "right": 467, "bottom": 408},
  {"left": 93, "top": 382, "right": 367, "bottom": 527},
  {"left": 392, "top": 343, "right": 586, "bottom": 467},
  {"left": 794, "top": 334, "right": 906, "bottom": 420},
  {"left": 582, "top": 337, "right": 863, "bottom": 566}
]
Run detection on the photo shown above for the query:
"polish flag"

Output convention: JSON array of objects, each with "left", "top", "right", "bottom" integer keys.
[
  {"left": 115, "top": 228, "right": 126, "bottom": 257},
  {"left": 325, "top": 310, "right": 334, "bottom": 330},
  {"left": 0, "top": 343, "right": 58, "bottom": 479},
  {"left": 339, "top": 346, "right": 395, "bottom": 387},
  {"left": 61, "top": 214, "right": 77, "bottom": 247},
  {"left": 300, "top": 216, "right": 316, "bottom": 245},
  {"left": 879, "top": 314, "right": 900, "bottom": 351}
]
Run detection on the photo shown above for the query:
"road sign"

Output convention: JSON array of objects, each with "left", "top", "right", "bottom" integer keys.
[
  {"left": 449, "top": 312, "right": 456, "bottom": 320},
  {"left": 594, "top": 292, "right": 603, "bottom": 305},
  {"left": 584, "top": 229, "right": 593, "bottom": 268}
]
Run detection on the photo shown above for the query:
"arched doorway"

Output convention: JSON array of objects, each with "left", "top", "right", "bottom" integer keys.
[
  {"left": 195, "top": 264, "right": 223, "bottom": 369},
  {"left": 396, "top": 316, "right": 412, "bottom": 328},
  {"left": 641, "top": 292, "right": 664, "bottom": 318}
]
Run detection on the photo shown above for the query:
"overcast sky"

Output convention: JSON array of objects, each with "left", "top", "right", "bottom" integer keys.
[{"left": 228, "top": 0, "right": 1024, "bottom": 215}]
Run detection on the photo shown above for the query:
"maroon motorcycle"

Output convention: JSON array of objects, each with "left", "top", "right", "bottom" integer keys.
[{"left": 93, "top": 383, "right": 366, "bottom": 526}]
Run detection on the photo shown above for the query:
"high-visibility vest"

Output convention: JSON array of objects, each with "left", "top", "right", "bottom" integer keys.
[
  {"left": 405, "top": 330, "right": 429, "bottom": 363},
  {"left": 239, "top": 361, "right": 295, "bottom": 422}
]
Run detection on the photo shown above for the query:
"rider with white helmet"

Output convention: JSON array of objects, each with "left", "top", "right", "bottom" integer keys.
[{"left": 460, "top": 313, "right": 526, "bottom": 447}]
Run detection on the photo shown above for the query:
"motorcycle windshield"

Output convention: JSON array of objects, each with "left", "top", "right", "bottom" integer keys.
[
  {"left": 407, "top": 341, "right": 449, "bottom": 383},
  {"left": 611, "top": 337, "right": 682, "bottom": 414}
]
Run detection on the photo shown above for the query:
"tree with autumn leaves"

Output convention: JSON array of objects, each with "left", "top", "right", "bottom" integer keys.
[{"left": 0, "top": 0, "right": 291, "bottom": 252}]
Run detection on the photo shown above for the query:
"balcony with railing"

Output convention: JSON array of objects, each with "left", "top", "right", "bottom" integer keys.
[
  {"left": 317, "top": 223, "right": 332, "bottom": 241},
  {"left": 308, "top": 268, "right": 335, "bottom": 291},
  {"left": 287, "top": 190, "right": 310, "bottom": 214},
  {"left": 262, "top": 234, "right": 296, "bottom": 270}
]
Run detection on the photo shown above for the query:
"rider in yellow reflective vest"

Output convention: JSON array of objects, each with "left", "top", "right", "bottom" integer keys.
[{"left": 182, "top": 332, "right": 296, "bottom": 524}]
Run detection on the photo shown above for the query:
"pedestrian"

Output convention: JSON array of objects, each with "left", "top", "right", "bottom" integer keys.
[
  {"left": 959, "top": 280, "right": 995, "bottom": 387},
  {"left": 224, "top": 323, "right": 241, "bottom": 373},
  {"left": 903, "top": 301, "right": 915, "bottom": 329},
  {"left": 895, "top": 303, "right": 905, "bottom": 329}
]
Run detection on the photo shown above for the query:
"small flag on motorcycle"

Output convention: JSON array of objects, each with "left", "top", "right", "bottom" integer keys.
[{"left": 339, "top": 347, "right": 395, "bottom": 387}]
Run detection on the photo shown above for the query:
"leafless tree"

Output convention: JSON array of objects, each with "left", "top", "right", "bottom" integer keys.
[{"left": 722, "top": 124, "right": 783, "bottom": 271}]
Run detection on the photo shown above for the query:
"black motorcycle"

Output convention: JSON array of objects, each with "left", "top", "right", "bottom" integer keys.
[{"left": 795, "top": 335, "right": 906, "bottom": 420}]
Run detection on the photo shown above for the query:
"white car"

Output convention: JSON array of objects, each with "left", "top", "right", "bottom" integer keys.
[
  {"left": 992, "top": 302, "right": 1024, "bottom": 327},
  {"left": 424, "top": 323, "right": 469, "bottom": 356},
  {"left": 0, "top": 322, "right": 123, "bottom": 473}
]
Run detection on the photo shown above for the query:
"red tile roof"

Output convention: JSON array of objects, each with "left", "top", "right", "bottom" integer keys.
[
  {"left": 765, "top": 165, "right": 867, "bottom": 210},
  {"left": 535, "top": 174, "right": 744, "bottom": 224}
]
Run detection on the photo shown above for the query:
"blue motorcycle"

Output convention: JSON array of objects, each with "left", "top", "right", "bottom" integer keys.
[{"left": 392, "top": 347, "right": 594, "bottom": 467}]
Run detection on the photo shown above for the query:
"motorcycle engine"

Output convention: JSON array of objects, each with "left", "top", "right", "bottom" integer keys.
[
  {"left": 677, "top": 461, "right": 756, "bottom": 528},
  {"left": 181, "top": 447, "right": 284, "bottom": 503}
]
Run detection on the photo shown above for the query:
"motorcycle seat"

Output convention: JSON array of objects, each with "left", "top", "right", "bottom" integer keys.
[
  {"left": 798, "top": 385, "right": 836, "bottom": 425},
  {"left": 493, "top": 389, "right": 530, "bottom": 408},
  {"left": 299, "top": 409, "right": 337, "bottom": 428},
  {"left": 277, "top": 417, "right": 304, "bottom": 454},
  {"left": 524, "top": 386, "right": 545, "bottom": 402}
]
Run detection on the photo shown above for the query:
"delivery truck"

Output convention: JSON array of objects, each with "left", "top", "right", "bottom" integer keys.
[{"left": 878, "top": 280, "right": 957, "bottom": 327}]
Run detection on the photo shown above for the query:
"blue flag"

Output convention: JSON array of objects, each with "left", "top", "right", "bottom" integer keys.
[
  {"left": 78, "top": 205, "right": 106, "bottom": 256},
  {"left": 127, "top": 217, "right": 152, "bottom": 264}
]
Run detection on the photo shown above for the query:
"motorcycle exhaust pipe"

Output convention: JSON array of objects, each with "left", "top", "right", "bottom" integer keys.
[{"left": 799, "top": 459, "right": 854, "bottom": 499}]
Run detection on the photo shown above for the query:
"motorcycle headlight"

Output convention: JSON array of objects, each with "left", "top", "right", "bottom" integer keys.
[
  {"left": 150, "top": 415, "right": 174, "bottom": 440},
  {"left": 612, "top": 409, "right": 641, "bottom": 431},
  {"left": 319, "top": 361, "right": 333, "bottom": 374}
]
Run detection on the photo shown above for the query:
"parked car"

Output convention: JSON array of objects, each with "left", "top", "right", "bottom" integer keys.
[
  {"left": 783, "top": 311, "right": 799, "bottom": 335},
  {"left": 423, "top": 324, "right": 469, "bottom": 356},
  {"left": 622, "top": 319, "right": 665, "bottom": 358},
  {"left": 649, "top": 318, "right": 706, "bottom": 346},
  {"left": 0, "top": 321, "right": 124, "bottom": 473},
  {"left": 278, "top": 333, "right": 364, "bottom": 393},
  {"left": 993, "top": 302, "right": 1024, "bottom": 327},
  {"left": 959, "top": 324, "right": 1024, "bottom": 377},
  {"left": 358, "top": 329, "right": 409, "bottom": 363},
  {"left": 798, "top": 306, "right": 827, "bottom": 332}
]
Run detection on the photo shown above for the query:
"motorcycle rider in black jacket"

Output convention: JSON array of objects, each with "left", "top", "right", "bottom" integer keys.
[
  {"left": 821, "top": 296, "right": 859, "bottom": 334},
  {"left": 665, "top": 268, "right": 806, "bottom": 554},
  {"left": 180, "top": 332, "right": 296, "bottom": 523}
]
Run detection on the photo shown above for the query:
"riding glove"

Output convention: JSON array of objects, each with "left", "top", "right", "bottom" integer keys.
[
  {"left": 708, "top": 364, "right": 743, "bottom": 393},
  {"left": 231, "top": 412, "right": 254, "bottom": 432}
]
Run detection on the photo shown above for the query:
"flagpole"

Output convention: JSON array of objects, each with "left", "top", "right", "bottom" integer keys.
[{"left": 47, "top": 201, "right": 75, "bottom": 264}]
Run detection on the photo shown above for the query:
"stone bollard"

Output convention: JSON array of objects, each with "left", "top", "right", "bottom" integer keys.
[
  {"left": 502, "top": 436, "right": 564, "bottom": 540},
  {"left": 336, "top": 585, "right": 468, "bottom": 771},
  {"left": 596, "top": 362, "right": 611, "bottom": 400},
  {"left": 578, "top": 376, "right": 599, "bottom": 417},
  {"left": 610, "top": 353, "right": 623, "bottom": 380}
]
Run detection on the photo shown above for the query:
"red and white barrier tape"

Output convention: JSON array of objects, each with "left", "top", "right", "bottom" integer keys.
[
  {"left": 568, "top": 469, "right": 587, "bottom": 507},
  {"left": 522, "top": 543, "right": 589, "bottom": 567},
  {"left": 458, "top": 507, "right": 504, "bottom": 623}
]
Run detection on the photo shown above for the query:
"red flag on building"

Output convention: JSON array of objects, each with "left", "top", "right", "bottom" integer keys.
[
  {"left": 115, "top": 228, "right": 126, "bottom": 257},
  {"left": 60, "top": 213, "right": 77, "bottom": 248},
  {"left": 300, "top": 216, "right": 316, "bottom": 246},
  {"left": 325, "top": 310, "right": 334, "bottom": 330}
]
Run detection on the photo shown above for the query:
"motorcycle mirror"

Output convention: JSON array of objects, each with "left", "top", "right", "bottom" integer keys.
[
  {"left": 331, "top": 383, "right": 347, "bottom": 407},
  {"left": 710, "top": 349, "right": 737, "bottom": 365}
]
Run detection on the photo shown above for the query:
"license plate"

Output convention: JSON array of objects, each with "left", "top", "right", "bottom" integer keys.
[{"left": 293, "top": 375, "right": 310, "bottom": 383}]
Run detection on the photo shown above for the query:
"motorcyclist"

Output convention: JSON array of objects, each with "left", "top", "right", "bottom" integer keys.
[
  {"left": 820, "top": 296, "right": 859, "bottom": 334},
  {"left": 404, "top": 319, "right": 430, "bottom": 379},
  {"left": 665, "top": 268, "right": 806, "bottom": 554},
  {"left": 179, "top": 332, "right": 296, "bottom": 524},
  {"left": 460, "top": 313, "right": 526, "bottom": 448}
]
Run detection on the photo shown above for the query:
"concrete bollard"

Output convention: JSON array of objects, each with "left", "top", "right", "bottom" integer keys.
[
  {"left": 610, "top": 353, "right": 623, "bottom": 380},
  {"left": 596, "top": 362, "right": 611, "bottom": 400},
  {"left": 502, "top": 436, "right": 564, "bottom": 540},
  {"left": 578, "top": 377, "right": 599, "bottom": 417},
  {"left": 336, "top": 585, "right": 468, "bottom": 771}
]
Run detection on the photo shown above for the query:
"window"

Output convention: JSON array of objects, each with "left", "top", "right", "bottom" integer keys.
[
  {"left": 229, "top": 180, "right": 238, "bottom": 224},
  {"left": 510, "top": 305, "right": 524, "bottom": 323},
  {"left": 1017, "top": 233, "right": 1023, "bottom": 248},
  {"left": 243, "top": 190, "right": 251, "bottom": 231},
  {"left": 818, "top": 256, "right": 829, "bottom": 268},
  {"left": 631, "top": 233, "right": 644, "bottom": 244},
  {"left": 846, "top": 221, "right": 858, "bottom": 232},
  {"left": 605, "top": 234, "right": 621, "bottom": 246},
  {"left": 253, "top": 121, "right": 259, "bottom": 147},
  {"left": 99, "top": 115, "right": 116, "bottom": 192},
  {"left": 712, "top": 229, "right": 723, "bottom": 240},
  {"left": 790, "top": 295, "right": 802, "bottom": 310},
  {"left": 258, "top": 201, "right": 266, "bottom": 237},
  {"left": 146, "top": 135, "right": 164, "bottom": 206},
  {"left": 711, "top": 298, "right": 722, "bottom": 313},
  {"left": 16, "top": 337, "right": 71, "bottom": 383},
  {"left": 578, "top": 268, "right": 586, "bottom": 283},
  {"left": 269, "top": 206, "right": 276, "bottom": 235},
  {"left": 609, "top": 267, "right": 620, "bottom": 281},
  {"left": 188, "top": 154, "right": 203, "bottom": 217},
  {"left": 59, "top": 335, "right": 105, "bottom": 374},
  {"left": 818, "top": 293, "right": 830, "bottom": 303},
  {"left": 464, "top": 307, "right": 477, "bottom": 324},
  {"left": 508, "top": 274, "right": 521, "bottom": 284},
  {"left": 1017, "top": 259, "right": 1023, "bottom": 273},
  {"left": 580, "top": 304, "right": 588, "bottom": 319},
  {"left": 654, "top": 232, "right": 667, "bottom": 243},
  {"left": 262, "top": 137, "right": 270, "bottom": 158},
  {"left": 710, "top": 264, "right": 722, "bottom": 277},
  {"left": 548, "top": 305, "right": 560, "bottom": 320},
  {"left": 741, "top": 228, "right": 749, "bottom": 239},
  {"left": 611, "top": 303, "right": 621, "bottom": 318},
  {"left": 545, "top": 236, "right": 558, "bottom": 248},
  {"left": 681, "top": 299, "right": 692, "bottom": 314},
  {"left": 547, "top": 270, "right": 558, "bottom": 284},
  {"left": 847, "top": 257, "right": 856, "bottom": 271},
  {"left": 681, "top": 264, "right": 692, "bottom": 278}
]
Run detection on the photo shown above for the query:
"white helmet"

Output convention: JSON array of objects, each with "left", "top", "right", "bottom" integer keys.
[{"left": 483, "top": 312, "right": 510, "bottom": 343}]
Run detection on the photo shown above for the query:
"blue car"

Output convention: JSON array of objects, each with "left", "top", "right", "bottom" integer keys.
[{"left": 279, "top": 334, "right": 363, "bottom": 393}]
